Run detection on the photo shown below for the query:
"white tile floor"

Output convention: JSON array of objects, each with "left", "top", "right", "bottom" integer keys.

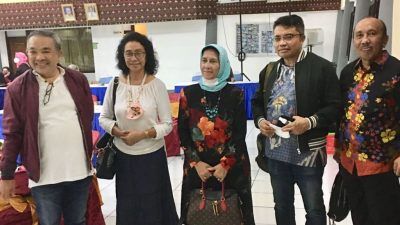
[{"left": 98, "top": 121, "right": 354, "bottom": 225}]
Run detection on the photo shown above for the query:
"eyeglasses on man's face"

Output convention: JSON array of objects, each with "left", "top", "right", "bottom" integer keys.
[
  {"left": 273, "top": 33, "right": 303, "bottom": 43},
  {"left": 43, "top": 82, "right": 54, "bottom": 105},
  {"left": 124, "top": 51, "right": 146, "bottom": 59}
]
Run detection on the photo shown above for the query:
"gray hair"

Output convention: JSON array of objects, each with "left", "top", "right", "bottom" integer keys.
[
  {"left": 67, "top": 64, "right": 80, "bottom": 71},
  {"left": 27, "top": 30, "right": 62, "bottom": 51}
]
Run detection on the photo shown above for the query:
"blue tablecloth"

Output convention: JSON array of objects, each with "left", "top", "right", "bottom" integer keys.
[
  {"left": 93, "top": 112, "right": 105, "bottom": 137},
  {"left": 90, "top": 86, "right": 107, "bottom": 105},
  {"left": 174, "top": 82, "right": 259, "bottom": 119},
  {"left": 0, "top": 88, "right": 6, "bottom": 110},
  {"left": 0, "top": 87, "right": 106, "bottom": 110},
  {"left": 0, "top": 113, "right": 105, "bottom": 140},
  {"left": 0, "top": 114, "right": 2, "bottom": 139}
]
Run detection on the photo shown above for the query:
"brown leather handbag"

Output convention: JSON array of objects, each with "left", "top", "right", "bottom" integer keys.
[{"left": 186, "top": 182, "right": 243, "bottom": 225}]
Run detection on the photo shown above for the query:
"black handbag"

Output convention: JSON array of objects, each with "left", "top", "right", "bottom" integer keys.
[
  {"left": 327, "top": 172, "right": 349, "bottom": 224},
  {"left": 186, "top": 181, "right": 243, "bottom": 225},
  {"left": 255, "top": 133, "right": 268, "bottom": 172},
  {"left": 95, "top": 77, "right": 119, "bottom": 180}
]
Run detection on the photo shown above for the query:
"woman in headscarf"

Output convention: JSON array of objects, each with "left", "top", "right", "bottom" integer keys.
[
  {"left": 178, "top": 44, "right": 255, "bottom": 225},
  {"left": 13, "top": 52, "right": 30, "bottom": 79}
]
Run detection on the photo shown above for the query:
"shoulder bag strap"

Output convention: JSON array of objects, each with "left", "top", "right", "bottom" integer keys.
[
  {"left": 263, "top": 61, "right": 277, "bottom": 92},
  {"left": 112, "top": 77, "right": 119, "bottom": 121}
]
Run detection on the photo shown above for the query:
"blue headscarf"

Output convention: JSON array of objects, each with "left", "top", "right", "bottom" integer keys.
[{"left": 198, "top": 44, "right": 231, "bottom": 92}]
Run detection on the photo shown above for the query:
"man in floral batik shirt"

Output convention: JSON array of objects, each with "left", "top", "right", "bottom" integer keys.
[
  {"left": 252, "top": 15, "right": 341, "bottom": 225},
  {"left": 336, "top": 17, "right": 400, "bottom": 225}
]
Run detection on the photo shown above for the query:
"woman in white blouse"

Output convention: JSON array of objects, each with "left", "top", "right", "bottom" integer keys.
[{"left": 99, "top": 31, "right": 178, "bottom": 225}]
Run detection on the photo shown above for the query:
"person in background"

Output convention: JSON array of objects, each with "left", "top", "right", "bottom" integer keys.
[
  {"left": 0, "top": 66, "right": 13, "bottom": 85},
  {"left": 178, "top": 44, "right": 255, "bottom": 225},
  {"left": 335, "top": 17, "right": 400, "bottom": 225},
  {"left": 0, "top": 30, "right": 94, "bottom": 225},
  {"left": 13, "top": 52, "right": 31, "bottom": 79},
  {"left": 99, "top": 31, "right": 178, "bottom": 225},
  {"left": 68, "top": 64, "right": 80, "bottom": 71},
  {"left": 251, "top": 15, "right": 341, "bottom": 225}
]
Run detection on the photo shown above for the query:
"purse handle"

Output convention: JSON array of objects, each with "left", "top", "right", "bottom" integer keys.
[
  {"left": 199, "top": 181, "right": 228, "bottom": 212},
  {"left": 111, "top": 77, "right": 119, "bottom": 121}
]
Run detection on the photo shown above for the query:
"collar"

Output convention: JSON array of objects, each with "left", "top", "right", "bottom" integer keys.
[
  {"left": 33, "top": 66, "right": 65, "bottom": 83},
  {"left": 278, "top": 49, "right": 307, "bottom": 67},
  {"left": 354, "top": 50, "right": 389, "bottom": 71}
]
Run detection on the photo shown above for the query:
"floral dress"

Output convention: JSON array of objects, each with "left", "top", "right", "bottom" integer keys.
[{"left": 178, "top": 83, "right": 255, "bottom": 225}]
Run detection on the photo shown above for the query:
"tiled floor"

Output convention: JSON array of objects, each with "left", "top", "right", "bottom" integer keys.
[{"left": 98, "top": 121, "right": 354, "bottom": 225}]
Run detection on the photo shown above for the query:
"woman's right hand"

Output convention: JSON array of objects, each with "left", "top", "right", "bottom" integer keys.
[
  {"left": 111, "top": 125, "right": 129, "bottom": 138},
  {"left": 195, "top": 161, "right": 213, "bottom": 182}
]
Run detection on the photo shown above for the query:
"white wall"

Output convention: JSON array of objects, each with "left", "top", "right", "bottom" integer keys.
[
  {"left": 0, "top": 31, "right": 9, "bottom": 68},
  {"left": 1, "top": 11, "right": 338, "bottom": 89},
  {"left": 148, "top": 20, "right": 207, "bottom": 89},
  {"left": 91, "top": 24, "right": 127, "bottom": 78},
  {"left": 91, "top": 20, "right": 207, "bottom": 90},
  {"left": 392, "top": 0, "right": 400, "bottom": 59},
  {"left": 217, "top": 10, "right": 338, "bottom": 81}
]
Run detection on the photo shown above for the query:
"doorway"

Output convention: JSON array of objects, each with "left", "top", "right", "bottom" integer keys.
[{"left": 6, "top": 35, "right": 27, "bottom": 74}]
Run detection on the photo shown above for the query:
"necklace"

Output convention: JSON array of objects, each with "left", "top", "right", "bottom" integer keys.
[
  {"left": 126, "top": 73, "right": 147, "bottom": 120},
  {"left": 203, "top": 90, "right": 221, "bottom": 120}
]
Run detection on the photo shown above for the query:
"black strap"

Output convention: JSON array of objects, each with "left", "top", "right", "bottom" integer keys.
[
  {"left": 263, "top": 61, "right": 277, "bottom": 92},
  {"left": 111, "top": 77, "right": 119, "bottom": 121}
]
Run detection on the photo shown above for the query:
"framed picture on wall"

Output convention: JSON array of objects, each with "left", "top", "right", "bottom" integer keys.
[
  {"left": 61, "top": 4, "right": 76, "bottom": 22},
  {"left": 236, "top": 23, "right": 275, "bottom": 55},
  {"left": 84, "top": 3, "right": 99, "bottom": 21}
]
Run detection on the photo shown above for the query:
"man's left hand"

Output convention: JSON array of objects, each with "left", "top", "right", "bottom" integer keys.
[
  {"left": 393, "top": 156, "right": 400, "bottom": 176},
  {"left": 281, "top": 116, "right": 310, "bottom": 135}
]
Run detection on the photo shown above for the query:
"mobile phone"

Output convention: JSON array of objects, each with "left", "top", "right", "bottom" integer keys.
[{"left": 277, "top": 115, "right": 294, "bottom": 127}]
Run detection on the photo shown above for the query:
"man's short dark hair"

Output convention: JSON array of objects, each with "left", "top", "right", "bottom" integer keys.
[
  {"left": 27, "top": 30, "right": 62, "bottom": 51},
  {"left": 273, "top": 14, "right": 305, "bottom": 35},
  {"left": 116, "top": 31, "right": 158, "bottom": 76}
]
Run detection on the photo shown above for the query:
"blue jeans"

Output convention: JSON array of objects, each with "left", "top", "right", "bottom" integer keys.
[
  {"left": 267, "top": 158, "right": 326, "bottom": 225},
  {"left": 31, "top": 176, "right": 91, "bottom": 225}
]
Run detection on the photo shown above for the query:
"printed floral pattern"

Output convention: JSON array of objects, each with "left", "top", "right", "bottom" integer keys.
[
  {"left": 178, "top": 84, "right": 254, "bottom": 224},
  {"left": 178, "top": 84, "right": 250, "bottom": 167},
  {"left": 339, "top": 53, "right": 400, "bottom": 164}
]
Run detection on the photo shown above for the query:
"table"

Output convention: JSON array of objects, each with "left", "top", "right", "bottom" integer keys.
[
  {"left": 0, "top": 87, "right": 6, "bottom": 110},
  {"left": 0, "top": 86, "right": 107, "bottom": 110},
  {"left": 1, "top": 106, "right": 180, "bottom": 157},
  {"left": 90, "top": 85, "right": 107, "bottom": 105},
  {"left": 174, "top": 81, "right": 259, "bottom": 119},
  {"left": 93, "top": 105, "right": 105, "bottom": 136},
  {"left": 0, "top": 107, "right": 105, "bottom": 140}
]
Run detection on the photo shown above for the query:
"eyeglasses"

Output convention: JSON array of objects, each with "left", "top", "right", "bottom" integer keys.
[
  {"left": 273, "top": 33, "right": 303, "bottom": 43},
  {"left": 43, "top": 82, "right": 54, "bottom": 105},
  {"left": 124, "top": 51, "right": 146, "bottom": 59}
]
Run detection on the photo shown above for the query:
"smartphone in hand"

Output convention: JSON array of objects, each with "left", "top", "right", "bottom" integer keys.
[{"left": 277, "top": 115, "right": 294, "bottom": 128}]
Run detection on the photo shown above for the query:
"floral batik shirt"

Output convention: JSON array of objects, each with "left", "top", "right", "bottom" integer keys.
[
  {"left": 265, "top": 64, "right": 324, "bottom": 167},
  {"left": 338, "top": 51, "right": 400, "bottom": 176}
]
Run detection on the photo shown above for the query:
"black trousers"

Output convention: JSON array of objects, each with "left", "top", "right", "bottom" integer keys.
[{"left": 340, "top": 166, "right": 400, "bottom": 225}]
